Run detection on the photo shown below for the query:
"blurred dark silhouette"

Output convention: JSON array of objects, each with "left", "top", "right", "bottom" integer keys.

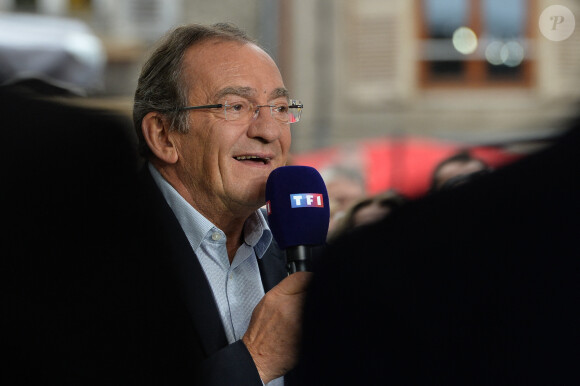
[
  {"left": 2, "top": 83, "right": 139, "bottom": 384},
  {"left": 295, "top": 114, "right": 580, "bottom": 385}
]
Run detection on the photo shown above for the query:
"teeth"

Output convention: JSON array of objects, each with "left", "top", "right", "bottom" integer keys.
[
  {"left": 235, "top": 156, "right": 270, "bottom": 161},
  {"left": 236, "top": 156, "right": 259, "bottom": 160}
]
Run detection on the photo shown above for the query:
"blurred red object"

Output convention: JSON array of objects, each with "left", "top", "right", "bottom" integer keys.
[{"left": 291, "top": 136, "right": 522, "bottom": 199}]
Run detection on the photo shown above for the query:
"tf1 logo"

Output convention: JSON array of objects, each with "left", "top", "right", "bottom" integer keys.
[
  {"left": 265, "top": 193, "right": 325, "bottom": 215},
  {"left": 290, "top": 193, "right": 324, "bottom": 208}
]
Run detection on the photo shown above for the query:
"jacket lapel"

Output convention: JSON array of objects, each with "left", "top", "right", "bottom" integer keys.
[
  {"left": 257, "top": 239, "right": 288, "bottom": 292},
  {"left": 139, "top": 167, "right": 228, "bottom": 356}
]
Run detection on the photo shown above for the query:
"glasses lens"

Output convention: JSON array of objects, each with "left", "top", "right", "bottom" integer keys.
[
  {"left": 224, "top": 100, "right": 251, "bottom": 121},
  {"left": 288, "top": 99, "right": 302, "bottom": 124}
]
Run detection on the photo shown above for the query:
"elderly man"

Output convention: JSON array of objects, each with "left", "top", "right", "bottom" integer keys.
[{"left": 129, "top": 23, "right": 309, "bottom": 385}]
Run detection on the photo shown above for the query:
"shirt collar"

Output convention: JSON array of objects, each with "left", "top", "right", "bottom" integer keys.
[{"left": 244, "top": 209, "right": 273, "bottom": 259}]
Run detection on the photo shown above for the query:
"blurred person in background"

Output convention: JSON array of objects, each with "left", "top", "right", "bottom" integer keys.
[
  {"left": 430, "top": 149, "right": 492, "bottom": 192},
  {"left": 320, "top": 165, "right": 367, "bottom": 236},
  {"left": 327, "top": 189, "right": 407, "bottom": 243}
]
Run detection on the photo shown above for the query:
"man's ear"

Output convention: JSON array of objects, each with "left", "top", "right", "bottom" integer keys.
[{"left": 141, "top": 112, "right": 178, "bottom": 164}]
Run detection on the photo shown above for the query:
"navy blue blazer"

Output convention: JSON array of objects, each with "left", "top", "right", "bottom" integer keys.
[{"left": 124, "top": 165, "right": 288, "bottom": 385}]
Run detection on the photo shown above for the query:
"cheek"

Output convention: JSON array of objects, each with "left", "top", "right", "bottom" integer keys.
[
  {"left": 188, "top": 123, "right": 223, "bottom": 161},
  {"left": 280, "top": 129, "right": 292, "bottom": 159}
]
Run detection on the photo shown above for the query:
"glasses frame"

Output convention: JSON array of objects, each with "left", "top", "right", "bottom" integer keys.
[{"left": 179, "top": 100, "right": 303, "bottom": 124}]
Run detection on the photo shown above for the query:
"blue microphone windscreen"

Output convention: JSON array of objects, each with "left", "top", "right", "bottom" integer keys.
[{"left": 265, "top": 165, "right": 330, "bottom": 249}]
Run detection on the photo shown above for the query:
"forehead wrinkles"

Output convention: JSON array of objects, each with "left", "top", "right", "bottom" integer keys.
[
  {"left": 182, "top": 40, "right": 238, "bottom": 83},
  {"left": 185, "top": 40, "right": 288, "bottom": 100}
]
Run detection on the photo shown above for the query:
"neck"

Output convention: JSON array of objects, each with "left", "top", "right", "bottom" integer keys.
[{"left": 150, "top": 160, "right": 255, "bottom": 263}]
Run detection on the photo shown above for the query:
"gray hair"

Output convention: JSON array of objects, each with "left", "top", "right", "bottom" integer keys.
[{"left": 133, "top": 23, "right": 256, "bottom": 158}]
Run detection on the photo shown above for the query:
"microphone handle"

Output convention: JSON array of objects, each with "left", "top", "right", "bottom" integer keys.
[{"left": 286, "top": 245, "right": 312, "bottom": 273}]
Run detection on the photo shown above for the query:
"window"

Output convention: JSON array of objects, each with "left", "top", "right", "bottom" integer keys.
[
  {"left": 14, "top": 0, "right": 37, "bottom": 12},
  {"left": 418, "top": 0, "right": 535, "bottom": 87},
  {"left": 13, "top": 0, "right": 92, "bottom": 14}
]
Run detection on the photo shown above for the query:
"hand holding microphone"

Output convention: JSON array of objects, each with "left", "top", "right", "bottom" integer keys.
[
  {"left": 241, "top": 166, "right": 328, "bottom": 382},
  {"left": 242, "top": 271, "right": 312, "bottom": 383},
  {"left": 265, "top": 166, "right": 330, "bottom": 273}
]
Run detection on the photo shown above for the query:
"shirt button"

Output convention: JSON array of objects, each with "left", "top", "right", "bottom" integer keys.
[{"left": 211, "top": 232, "right": 222, "bottom": 241}]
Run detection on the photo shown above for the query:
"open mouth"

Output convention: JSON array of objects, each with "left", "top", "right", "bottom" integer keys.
[{"left": 234, "top": 155, "right": 271, "bottom": 165}]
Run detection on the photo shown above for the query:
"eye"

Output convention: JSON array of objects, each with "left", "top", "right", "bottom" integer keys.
[
  {"left": 227, "top": 99, "right": 250, "bottom": 113},
  {"left": 231, "top": 103, "right": 245, "bottom": 112},
  {"left": 273, "top": 104, "right": 289, "bottom": 114}
]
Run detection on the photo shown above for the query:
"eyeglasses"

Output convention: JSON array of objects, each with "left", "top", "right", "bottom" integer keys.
[{"left": 179, "top": 99, "right": 303, "bottom": 124}]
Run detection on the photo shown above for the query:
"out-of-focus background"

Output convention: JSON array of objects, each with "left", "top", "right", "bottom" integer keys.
[{"left": 1, "top": 0, "right": 579, "bottom": 200}]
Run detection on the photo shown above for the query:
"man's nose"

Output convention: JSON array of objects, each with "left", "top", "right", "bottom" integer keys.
[{"left": 248, "top": 106, "right": 282, "bottom": 142}]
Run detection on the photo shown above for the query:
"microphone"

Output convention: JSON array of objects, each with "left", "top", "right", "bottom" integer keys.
[{"left": 265, "top": 166, "right": 330, "bottom": 273}]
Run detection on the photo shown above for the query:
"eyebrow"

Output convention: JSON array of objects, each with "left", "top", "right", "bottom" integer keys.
[
  {"left": 271, "top": 87, "right": 290, "bottom": 100},
  {"left": 214, "top": 86, "right": 289, "bottom": 101}
]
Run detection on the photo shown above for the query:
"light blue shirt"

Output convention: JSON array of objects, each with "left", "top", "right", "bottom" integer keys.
[{"left": 148, "top": 163, "right": 284, "bottom": 386}]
